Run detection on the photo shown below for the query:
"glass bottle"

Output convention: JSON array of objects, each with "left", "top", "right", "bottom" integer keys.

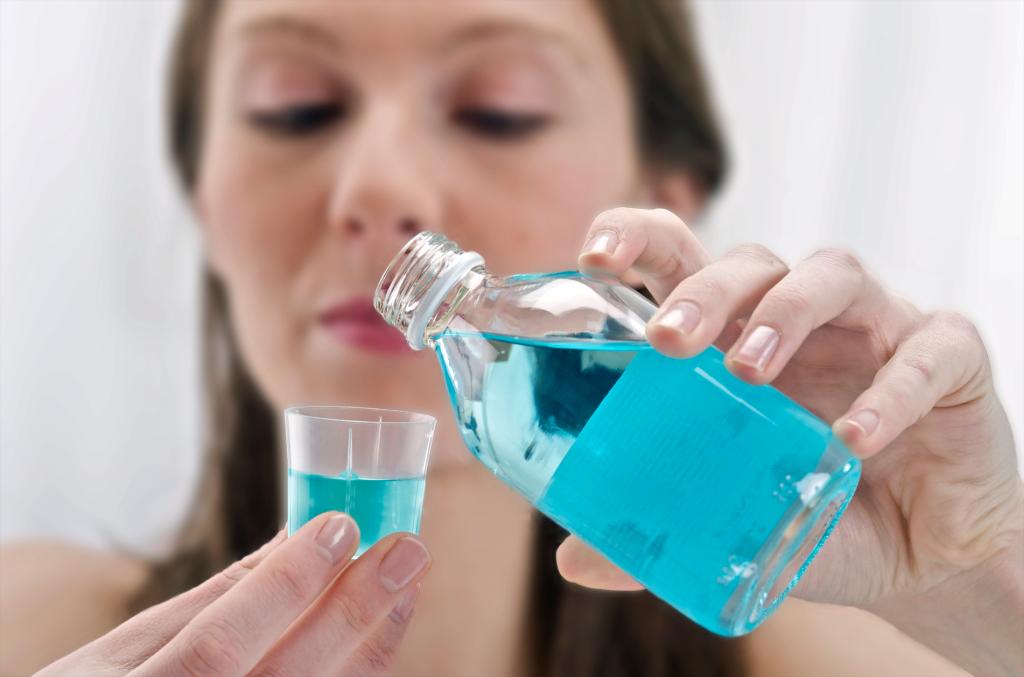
[{"left": 374, "top": 232, "right": 861, "bottom": 636}]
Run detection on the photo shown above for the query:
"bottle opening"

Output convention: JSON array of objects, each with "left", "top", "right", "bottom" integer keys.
[{"left": 374, "top": 232, "right": 484, "bottom": 350}]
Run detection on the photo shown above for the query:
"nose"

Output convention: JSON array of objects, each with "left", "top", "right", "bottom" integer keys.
[
  {"left": 341, "top": 215, "right": 420, "bottom": 239},
  {"left": 326, "top": 101, "right": 441, "bottom": 267}
]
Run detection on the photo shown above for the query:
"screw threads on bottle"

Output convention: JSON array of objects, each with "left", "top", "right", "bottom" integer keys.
[{"left": 374, "top": 232, "right": 483, "bottom": 349}]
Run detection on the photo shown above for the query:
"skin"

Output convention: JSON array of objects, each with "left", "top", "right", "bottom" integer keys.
[
  {"left": 36, "top": 515, "right": 429, "bottom": 677},
  {"left": 560, "top": 209, "right": 1024, "bottom": 676},
  {"left": 2, "top": 1, "right": 1020, "bottom": 675},
  {"left": 196, "top": 0, "right": 638, "bottom": 454}
]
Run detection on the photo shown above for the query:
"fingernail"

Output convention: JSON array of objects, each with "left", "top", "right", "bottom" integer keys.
[
  {"left": 314, "top": 514, "right": 357, "bottom": 564},
  {"left": 388, "top": 583, "right": 421, "bottom": 623},
  {"left": 655, "top": 301, "right": 701, "bottom": 334},
  {"left": 379, "top": 537, "right": 431, "bottom": 592},
  {"left": 733, "top": 325, "right": 780, "bottom": 371},
  {"left": 843, "top": 409, "right": 879, "bottom": 438},
  {"left": 583, "top": 230, "right": 619, "bottom": 257}
]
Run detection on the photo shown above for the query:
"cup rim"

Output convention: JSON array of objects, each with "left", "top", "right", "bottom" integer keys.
[{"left": 284, "top": 405, "right": 436, "bottom": 428}]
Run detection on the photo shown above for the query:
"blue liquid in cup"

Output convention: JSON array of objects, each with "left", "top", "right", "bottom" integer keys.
[{"left": 288, "top": 468, "right": 426, "bottom": 556}]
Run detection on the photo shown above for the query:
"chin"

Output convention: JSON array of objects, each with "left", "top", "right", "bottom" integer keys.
[{"left": 296, "top": 341, "right": 440, "bottom": 400}]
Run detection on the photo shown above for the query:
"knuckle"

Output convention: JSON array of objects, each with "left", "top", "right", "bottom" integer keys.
[
  {"left": 934, "top": 311, "right": 981, "bottom": 341},
  {"left": 686, "top": 274, "right": 729, "bottom": 301},
  {"left": 813, "top": 247, "right": 863, "bottom": 274},
  {"left": 763, "top": 285, "right": 812, "bottom": 318},
  {"left": 592, "top": 206, "right": 640, "bottom": 231},
  {"left": 119, "top": 604, "right": 162, "bottom": 638},
  {"left": 592, "top": 207, "right": 687, "bottom": 235},
  {"left": 177, "top": 623, "right": 244, "bottom": 677},
  {"left": 235, "top": 547, "right": 266, "bottom": 573},
  {"left": 647, "top": 250, "right": 684, "bottom": 279},
  {"left": 327, "top": 590, "right": 376, "bottom": 636},
  {"left": 928, "top": 311, "right": 990, "bottom": 379},
  {"left": 356, "top": 638, "right": 399, "bottom": 672},
  {"left": 218, "top": 562, "right": 250, "bottom": 586},
  {"left": 728, "top": 243, "right": 787, "bottom": 271},
  {"left": 649, "top": 208, "right": 696, "bottom": 241},
  {"left": 900, "top": 352, "right": 936, "bottom": 388},
  {"left": 650, "top": 206, "right": 685, "bottom": 228},
  {"left": 264, "top": 559, "right": 310, "bottom": 603}
]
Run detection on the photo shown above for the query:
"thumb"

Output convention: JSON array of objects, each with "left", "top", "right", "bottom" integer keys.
[{"left": 555, "top": 536, "right": 645, "bottom": 591}]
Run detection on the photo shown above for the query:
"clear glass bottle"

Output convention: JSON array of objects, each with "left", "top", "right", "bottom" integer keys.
[{"left": 374, "top": 232, "right": 861, "bottom": 636}]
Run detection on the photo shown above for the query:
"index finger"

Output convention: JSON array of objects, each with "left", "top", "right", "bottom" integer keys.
[
  {"left": 135, "top": 512, "right": 359, "bottom": 677},
  {"left": 250, "top": 532, "right": 431, "bottom": 676},
  {"left": 578, "top": 207, "right": 712, "bottom": 303},
  {"left": 61, "top": 530, "right": 289, "bottom": 675}
]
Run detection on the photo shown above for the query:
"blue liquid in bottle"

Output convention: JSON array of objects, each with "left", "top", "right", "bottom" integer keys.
[
  {"left": 375, "top": 232, "right": 861, "bottom": 635},
  {"left": 435, "top": 332, "right": 858, "bottom": 634},
  {"left": 288, "top": 469, "right": 426, "bottom": 556}
]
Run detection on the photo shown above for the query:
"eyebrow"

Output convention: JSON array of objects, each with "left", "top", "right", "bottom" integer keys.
[
  {"left": 235, "top": 15, "right": 342, "bottom": 54},
  {"left": 435, "top": 18, "right": 588, "bottom": 72},
  {"left": 233, "top": 14, "right": 586, "bottom": 72}
]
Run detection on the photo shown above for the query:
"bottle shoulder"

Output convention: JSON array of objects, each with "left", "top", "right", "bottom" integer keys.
[{"left": 451, "top": 271, "right": 656, "bottom": 345}]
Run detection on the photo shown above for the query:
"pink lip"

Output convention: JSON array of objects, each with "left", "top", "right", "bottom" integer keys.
[{"left": 317, "top": 297, "right": 413, "bottom": 355}]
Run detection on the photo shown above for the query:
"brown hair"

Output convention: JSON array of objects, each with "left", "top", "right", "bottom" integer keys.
[{"left": 138, "top": 1, "right": 740, "bottom": 675}]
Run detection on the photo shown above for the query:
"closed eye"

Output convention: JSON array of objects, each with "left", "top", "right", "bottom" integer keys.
[
  {"left": 247, "top": 102, "right": 344, "bottom": 136},
  {"left": 453, "top": 107, "right": 550, "bottom": 140}
]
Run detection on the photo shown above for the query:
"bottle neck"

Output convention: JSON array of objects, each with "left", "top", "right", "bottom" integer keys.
[
  {"left": 421, "top": 268, "right": 489, "bottom": 345},
  {"left": 374, "top": 232, "right": 487, "bottom": 350}
]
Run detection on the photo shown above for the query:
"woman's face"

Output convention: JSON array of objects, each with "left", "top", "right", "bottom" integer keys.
[{"left": 198, "top": 0, "right": 640, "bottom": 464}]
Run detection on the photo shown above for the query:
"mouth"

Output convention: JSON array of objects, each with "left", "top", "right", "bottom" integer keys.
[{"left": 317, "top": 297, "right": 413, "bottom": 355}]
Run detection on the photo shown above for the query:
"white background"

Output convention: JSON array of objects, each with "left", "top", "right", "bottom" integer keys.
[{"left": 2, "top": 0, "right": 1022, "bottom": 554}]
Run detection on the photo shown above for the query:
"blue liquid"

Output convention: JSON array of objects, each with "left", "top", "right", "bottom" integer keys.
[
  {"left": 435, "top": 332, "right": 859, "bottom": 635},
  {"left": 288, "top": 469, "right": 426, "bottom": 556}
]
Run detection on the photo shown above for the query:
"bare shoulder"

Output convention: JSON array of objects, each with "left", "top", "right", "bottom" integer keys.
[
  {"left": 744, "top": 598, "right": 970, "bottom": 677},
  {"left": 0, "top": 541, "right": 149, "bottom": 675}
]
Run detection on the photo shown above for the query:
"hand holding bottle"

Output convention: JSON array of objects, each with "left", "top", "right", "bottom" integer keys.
[
  {"left": 38, "top": 513, "right": 430, "bottom": 677},
  {"left": 557, "top": 207, "right": 1023, "bottom": 676}
]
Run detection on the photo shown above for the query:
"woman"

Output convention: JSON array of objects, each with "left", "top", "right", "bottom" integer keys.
[{"left": 2, "top": 0, "right": 1020, "bottom": 675}]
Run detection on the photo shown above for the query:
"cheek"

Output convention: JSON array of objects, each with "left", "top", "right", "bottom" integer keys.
[
  {"left": 199, "top": 137, "right": 324, "bottom": 295},
  {"left": 197, "top": 133, "right": 331, "bottom": 406},
  {"left": 447, "top": 132, "right": 637, "bottom": 275}
]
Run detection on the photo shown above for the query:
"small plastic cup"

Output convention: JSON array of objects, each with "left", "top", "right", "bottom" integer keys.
[{"left": 285, "top": 406, "right": 435, "bottom": 556}]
